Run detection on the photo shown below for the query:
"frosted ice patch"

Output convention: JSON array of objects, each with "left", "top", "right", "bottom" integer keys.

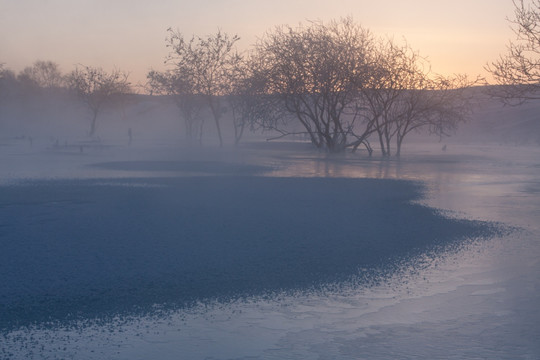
[
  {"left": 470, "top": 287, "right": 506, "bottom": 296},
  {"left": 93, "top": 181, "right": 167, "bottom": 188}
]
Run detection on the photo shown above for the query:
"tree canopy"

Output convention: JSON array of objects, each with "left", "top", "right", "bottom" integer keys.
[{"left": 67, "top": 65, "right": 131, "bottom": 136}]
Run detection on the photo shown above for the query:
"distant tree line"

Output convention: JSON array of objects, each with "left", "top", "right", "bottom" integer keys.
[
  {"left": 10, "top": 12, "right": 540, "bottom": 155},
  {"left": 0, "top": 61, "right": 131, "bottom": 137}
]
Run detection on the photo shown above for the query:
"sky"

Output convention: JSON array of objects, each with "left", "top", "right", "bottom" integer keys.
[{"left": 0, "top": 0, "right": 517, "bottom": 86}]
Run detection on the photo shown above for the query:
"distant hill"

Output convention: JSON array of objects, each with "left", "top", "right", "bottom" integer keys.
[{"left": 452, "top": 94, "right": 540, "bottom": 146}]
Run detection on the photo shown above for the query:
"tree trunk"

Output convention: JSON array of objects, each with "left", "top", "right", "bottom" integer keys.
[
  {"left": 365, "top": 140, "right": 373, "bottom": 157},
  {"left": 385, "top": 136, "right": 391, "bottom": 157},
  {"left": 213, "top": 116, "right": 223, "bottom": 147},
  {"left": 198, "top": 119, "right": 205, "bottom": 146},
  {"left": 396, "top": 136, "right": 403, "bottom": 157},
  {"left": 89, "top": 109, "right": 98, "bottom": 137},
  {"left": 384, "top": 128, "right": 392, "bottom": 156},
  {"left": 207, "top": 98, "right": 224, "bottom": 147},
  {"left": 377, "top": 130, "right": 387, "bottom": 156},
  {"left": 185, "top": 117, "right": 194, "bottom": 146},
  {"left": 234, "top": 120, "right": 245, "bottom": 146}
]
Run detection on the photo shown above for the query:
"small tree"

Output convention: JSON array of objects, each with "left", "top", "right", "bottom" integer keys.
[
  {"left": 362, "top": 39, "right": 478, "bottom": 157},
  {"left": 165, "top": 29, "right": 242, "bottom": 147},
  {"left": 390, "top": 75, "right": 478, "bottom": 157},
  {"left": 147, "top": 69, "right": 204, "bottom": 144},
  {"left": 67, "top": 65, "right": 130, "bottom": 136},
  {"left": 356, "top": 39, "right": 424, "bottom": 156},
  {"left": 487, "top": 0, "right": 540, "bottom": 103},
  {"left": 226, "top": 64, "right": 251, "bottom": 145}
]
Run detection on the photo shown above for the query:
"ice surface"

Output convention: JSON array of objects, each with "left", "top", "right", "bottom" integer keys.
[
  {"left": 0, "top": 176, "right": 495, "bottom": 330},
  {"left": 1, "top": 140, "right": 539, "bottom": 359}
]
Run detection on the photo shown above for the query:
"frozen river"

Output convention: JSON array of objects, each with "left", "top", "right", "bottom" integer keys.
[{"left": 1, "top": 141, "right": 539, "bottom": 359}]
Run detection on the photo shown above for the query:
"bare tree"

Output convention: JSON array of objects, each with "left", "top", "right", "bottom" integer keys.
[
  {"left": 18, "top": 60, "right": 64, "bottom": 89},
  {"left": 223, "top": 58, "right": 282, "bottom": 145},
  {"left": 252, "top": 18, "right": 382, "bottom": 153},
  {"left": 251, "top": 18, "right": 478, "bottom": 155},
  {"left": 226, "top": 71, "right": 251, "bottom": 145},
  {"left": 147, "top": 69, "right": 204, "bottom": 144},
  {"left": 361, "top": 39, "right": 478, "bottom": 157},
  {"left": 487, "top": 0, "right": 540, "bottom": 103},
  {"left": 67, "top": 65, "right": 130, "bottom": 136},
  {"left": 354, "top": 39, "right": 424, "bottom": 156},
  {"left": 256, "top": 18, "right": 400, "bottom": 152},
  {"left": 165, "top": 29, "right": 242, "bottom": 147},
  {"left": 390, "top": 75, "right": 478, "bottom": 157}
]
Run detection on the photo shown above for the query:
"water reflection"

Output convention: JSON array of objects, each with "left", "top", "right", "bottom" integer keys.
[{"left": 267, "top": 145, "right": 540, "bottom": 227}]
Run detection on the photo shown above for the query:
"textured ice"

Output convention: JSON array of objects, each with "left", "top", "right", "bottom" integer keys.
[{"left": 0, "top": 176, "right": 497, "bottom": 330}]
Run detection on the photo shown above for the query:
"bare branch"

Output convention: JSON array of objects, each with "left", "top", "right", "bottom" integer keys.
[
  {"left": 486, "top": 0, "right": 540, "bottom": 103},
  {"left": 67, "top": 65, "right": 131, "bottom": 136}
]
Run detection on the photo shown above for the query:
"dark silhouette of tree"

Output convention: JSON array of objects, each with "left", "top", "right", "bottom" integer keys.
[
  {"left": 224, "top": 58, "right": 282, "bottom": 145},
  {"left": 18, "top": 60, "right": 64, "bottom": 90},
  {"left": 252, "top": 18, "right": 477, "bottom": 155},
  {"left": 487, "top": 0, "right": 540, "bottom": 103},
  {"left": 67, "top": 65, "right": 130, "bottom": 136},
  {"left": 0, "top": 63, "right": 13, "bottom": 103},
  {"left": 356, "top": 39, "right": 423, "bottom": 156},
  {"left": 390, "top": 75, "right": 478, "bottom": 157},
  {"left": 252, "top": 18, "right": 380, "bottom": 153},
  {"left": 0, "top": 65, "right": 21, "bottom": 110},
  {"left": 362, "top": 40, "right": 478, "bottom": 157},
  {"left": 165, "top": 29, "right": 242, "bottom": 147}
]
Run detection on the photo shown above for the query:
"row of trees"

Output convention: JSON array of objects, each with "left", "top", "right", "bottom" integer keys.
[
  {"left": 147, "top": 18, "right": 479, "bottom": 155},
  {"left": 1, "top": 61, "right": 131, "bottom": 136},
  {"left": 0, "top": 26, "right": 477, "bottom": 155},
  {"left": 3, "top": 1, "right": 538, "bottom": 154},
  {"left": 146, "top": 0, "right": 540, "bottom": 154}
]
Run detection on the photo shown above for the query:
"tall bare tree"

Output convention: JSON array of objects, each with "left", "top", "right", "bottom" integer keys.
[
  {"left": 253, "top": 18, "right": 477, "bottom": 155},
  {"left": 487, "top": 0, "right": 540, "bottom": 103},
  {"left": 252, "top": 18, "right": 379, "bottom": 152},
  {"left": 67, "top": 65, "right": 130, "bottom": 136},
  {"left": 165, "top": 29, "right": 242, "bottom": 147}
]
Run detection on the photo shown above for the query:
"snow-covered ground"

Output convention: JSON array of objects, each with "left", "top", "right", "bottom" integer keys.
[{"left": 1, "top": 138, "right": 539, "bottom": 359}]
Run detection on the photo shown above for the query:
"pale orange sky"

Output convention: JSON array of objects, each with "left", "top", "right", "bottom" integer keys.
[{"left": 0, "top": 0, "right": 516, "bottom": 85}]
